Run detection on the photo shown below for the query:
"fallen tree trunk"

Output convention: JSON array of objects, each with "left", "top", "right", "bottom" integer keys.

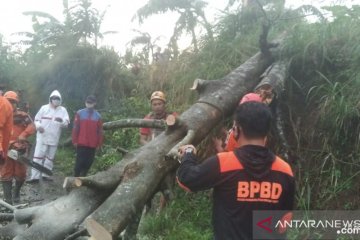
[
  {"left": 255, "top": 62, "right": 293, "bottom": 161},
  {"left": 84, "top": 51, "right": 274, "bottom": 238},
  {"left": 102, "top": 119, "right": 166, "bottom": 130},
  {"left": 9, "top": 49, "right": 276, "bottom": 239}
]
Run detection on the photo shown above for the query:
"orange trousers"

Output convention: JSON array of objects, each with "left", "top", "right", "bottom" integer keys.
[{"left": 0, "top": 158, "right": 26, "bottom": 181}]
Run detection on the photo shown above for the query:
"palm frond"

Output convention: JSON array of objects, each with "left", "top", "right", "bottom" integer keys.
[{"left": 22, "top": 11, "right": 61, "bottom": 23}]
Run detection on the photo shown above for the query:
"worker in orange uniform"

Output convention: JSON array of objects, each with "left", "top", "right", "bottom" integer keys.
[
  {"left": 140, "top": 91, "right": 177, "bottom": 144},
  {"left": 214, "top": 93, "right": 263, "bottom": 152},
  {"left": 0, "top": 92, "right": 14, "bottom": 203},
  {"left": 1, "top": 91, "right": 36, "bottom": 204}
]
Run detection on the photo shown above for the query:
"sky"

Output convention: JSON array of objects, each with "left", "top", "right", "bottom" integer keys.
[
  {"left": 0, "top": 0, "right": 228, "bottom": 54},
  {"left": 0, "top": 0, "right": 356, "bottom": 54}
]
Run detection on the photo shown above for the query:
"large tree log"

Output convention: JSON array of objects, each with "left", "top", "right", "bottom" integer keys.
[
  {"left": 254, "top": 62, "right": 293, "bottom": 161},
  {"left": 9, "top": 50, "right": 275, "bottom": 239},
  {"left": 102, "top": 119, "right": 166, "bottom": 130},
  {"left": 84, "top": 51, "right": 273, "bottom": 238}
]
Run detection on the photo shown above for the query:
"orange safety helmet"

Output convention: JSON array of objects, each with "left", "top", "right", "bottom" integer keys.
[
  {"left": 239, "top": 93, "right": 262, "bottom": 105},
  {"left": 4, "top": 91, "right": 19, "bottom": 103},
  {"left": 150, "top": 91, "right": 166, "bottom": 103}
]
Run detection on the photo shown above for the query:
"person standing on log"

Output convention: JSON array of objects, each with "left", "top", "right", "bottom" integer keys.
[
  {"left": 72, "top": 95, "right": 103, "bottom": 177},
  {"left": 177, "top": 102, "right": 295, "bottom": 240},
  {"left": 27, "top": 90, "right": 69, "bottom": 183},
  {"left": 1, "top": 91, "right": 36, "bottom": 204}
]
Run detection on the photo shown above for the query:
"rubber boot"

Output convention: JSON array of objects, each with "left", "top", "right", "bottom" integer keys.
[
  {"left": 13, "top": 181, "right": 24, "bottom": 204},
  {"left": 2, "top": 181, "right": 13, "bottom": 205}
]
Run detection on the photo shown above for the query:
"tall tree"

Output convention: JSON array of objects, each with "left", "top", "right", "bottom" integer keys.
[{"left": 135, "top": 0, "right": 213, "bottom": 52}]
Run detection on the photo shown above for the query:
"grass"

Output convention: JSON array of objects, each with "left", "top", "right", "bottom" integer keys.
[{"left": 139, "top": 188, "right": 213, "bottom": 240}]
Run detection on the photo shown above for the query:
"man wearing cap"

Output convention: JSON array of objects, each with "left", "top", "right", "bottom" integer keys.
[
  {"left": 139, "top": 91, "right": 176, "bottom": 145},
  {"left": 72, "top": 95, "right": 103, "bottom": 177}
]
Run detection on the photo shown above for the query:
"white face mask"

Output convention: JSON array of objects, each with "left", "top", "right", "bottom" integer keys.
[
  {"left": 51, "top": 99, "right": 61, "bottom": 107},
  {"left": 85, "top": 102, "right": 95, "bottom": 108}
]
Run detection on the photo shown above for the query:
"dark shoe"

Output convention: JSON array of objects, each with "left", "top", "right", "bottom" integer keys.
[
  {"left": 26, "top": 179, "right": 39, "bottom": 184},
  {"left": 2, "top": 181, "right": 13, "bottom": 204},
  {"left": 13, "top": 181, "right": 24, "bottom": 204},
  {"left": 42, "top": 176, "right": 53, "bottom": 182}
]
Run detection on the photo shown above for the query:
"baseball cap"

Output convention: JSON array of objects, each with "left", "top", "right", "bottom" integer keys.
[{"left": 86, "top": 95, "right": 97, "bottom": 103}]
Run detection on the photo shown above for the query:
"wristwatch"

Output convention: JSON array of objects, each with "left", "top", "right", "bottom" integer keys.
[{"left": 184, "top": 147, "right": 194, "bottom": 154}]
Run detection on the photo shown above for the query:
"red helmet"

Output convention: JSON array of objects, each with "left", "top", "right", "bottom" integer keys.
[
  {"left": 4, "top": 91, "right": 19, "bottom": 103},
  {"left": 239, "top": 93, "right": 262, "bottom": 105}
]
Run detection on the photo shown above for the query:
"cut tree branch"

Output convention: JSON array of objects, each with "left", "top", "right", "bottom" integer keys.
[
  {"left": 103, "top": 119, "right": 166, "bottom": 130},
  {"left": 166, "top": 130, "right": 196, "bottom": 160}
]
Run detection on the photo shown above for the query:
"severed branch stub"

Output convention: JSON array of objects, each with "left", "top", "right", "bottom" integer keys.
[
  {"left": 63, "top": 177, "right": 113, "bottom": 192},
  {"left": 190, "top": 78, "right": 223, "bottom": 98},
  {"left": 165, "top": 114, "right": 183, "bottom": 130},
  {"left": 85, "top": 218, "right": 112, "bottom": 240},
  {"left": 190, "top": 78, "right": 208, "bottom": 91},
  {"left": 165, "top": 130, "right": 196, "bottom": 161}
]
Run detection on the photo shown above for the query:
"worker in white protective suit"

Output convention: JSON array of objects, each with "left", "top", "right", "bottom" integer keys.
[{"left": 26, "top": 90, "right": 69, "bottom": 183}]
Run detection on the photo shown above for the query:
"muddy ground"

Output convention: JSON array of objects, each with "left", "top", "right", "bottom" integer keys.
[{"left": 0, "top": 169, "right": 67, "bottom": 214}]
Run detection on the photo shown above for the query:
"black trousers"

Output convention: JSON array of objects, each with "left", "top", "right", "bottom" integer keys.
[{"left": 74, "top": 146, "right": 96, "bottom": 177}]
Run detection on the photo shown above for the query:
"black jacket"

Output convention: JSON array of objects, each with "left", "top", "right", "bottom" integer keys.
[{"left": 177, "top": 145, "right": 295, "bottom": 240}]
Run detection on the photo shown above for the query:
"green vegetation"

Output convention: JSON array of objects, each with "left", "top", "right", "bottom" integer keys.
[{"left": 1, "top": 0, "right": 360, "bottom": 239}]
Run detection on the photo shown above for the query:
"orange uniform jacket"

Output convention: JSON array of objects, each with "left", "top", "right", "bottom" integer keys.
[
  {"left": 177, "top": 145, "right": 295, "bottom": 240},
  {"left": 0, "top": 96, "right": 13, "bottom": 156},
  {"left": 0, "top": 110, "right": 35, "bottom": 181},
  {"left": 11, "top": 111, "right": 36, "bottom": 141}
]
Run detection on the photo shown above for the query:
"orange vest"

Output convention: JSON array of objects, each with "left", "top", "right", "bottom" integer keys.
[{"left": 0, "top": 97, "right": 13, "bottom": 153}]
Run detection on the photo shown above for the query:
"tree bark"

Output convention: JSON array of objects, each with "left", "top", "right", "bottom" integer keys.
[
  {"left": 84, "top": 51, "right": 273, "bottom": 238},
  {"left": 102, "top": 119, "right": 166, "bottom": 130},
  {"left": 8, "top": 51, "right": 274, "bottom": 240}
]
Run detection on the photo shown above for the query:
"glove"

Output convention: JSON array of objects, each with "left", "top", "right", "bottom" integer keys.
[
  {"left": 38, "top": 126, "right": 45, "bottom": 133},
  {"left": 54, "top": 117, "right": 63, "bottom": 123}
]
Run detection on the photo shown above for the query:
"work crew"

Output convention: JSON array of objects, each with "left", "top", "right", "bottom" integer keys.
[
  {"left": 27, "top": 90, "right": 70, "bottom": 183},
  {"left": 177, "top": 102, "right": 295, "bottom": 240},
  {"left": 1, "top": 91, "right": 35, "bottom": 204},
  {"left": 72, "top": 95, "right": 103, "bottom": 177}
]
